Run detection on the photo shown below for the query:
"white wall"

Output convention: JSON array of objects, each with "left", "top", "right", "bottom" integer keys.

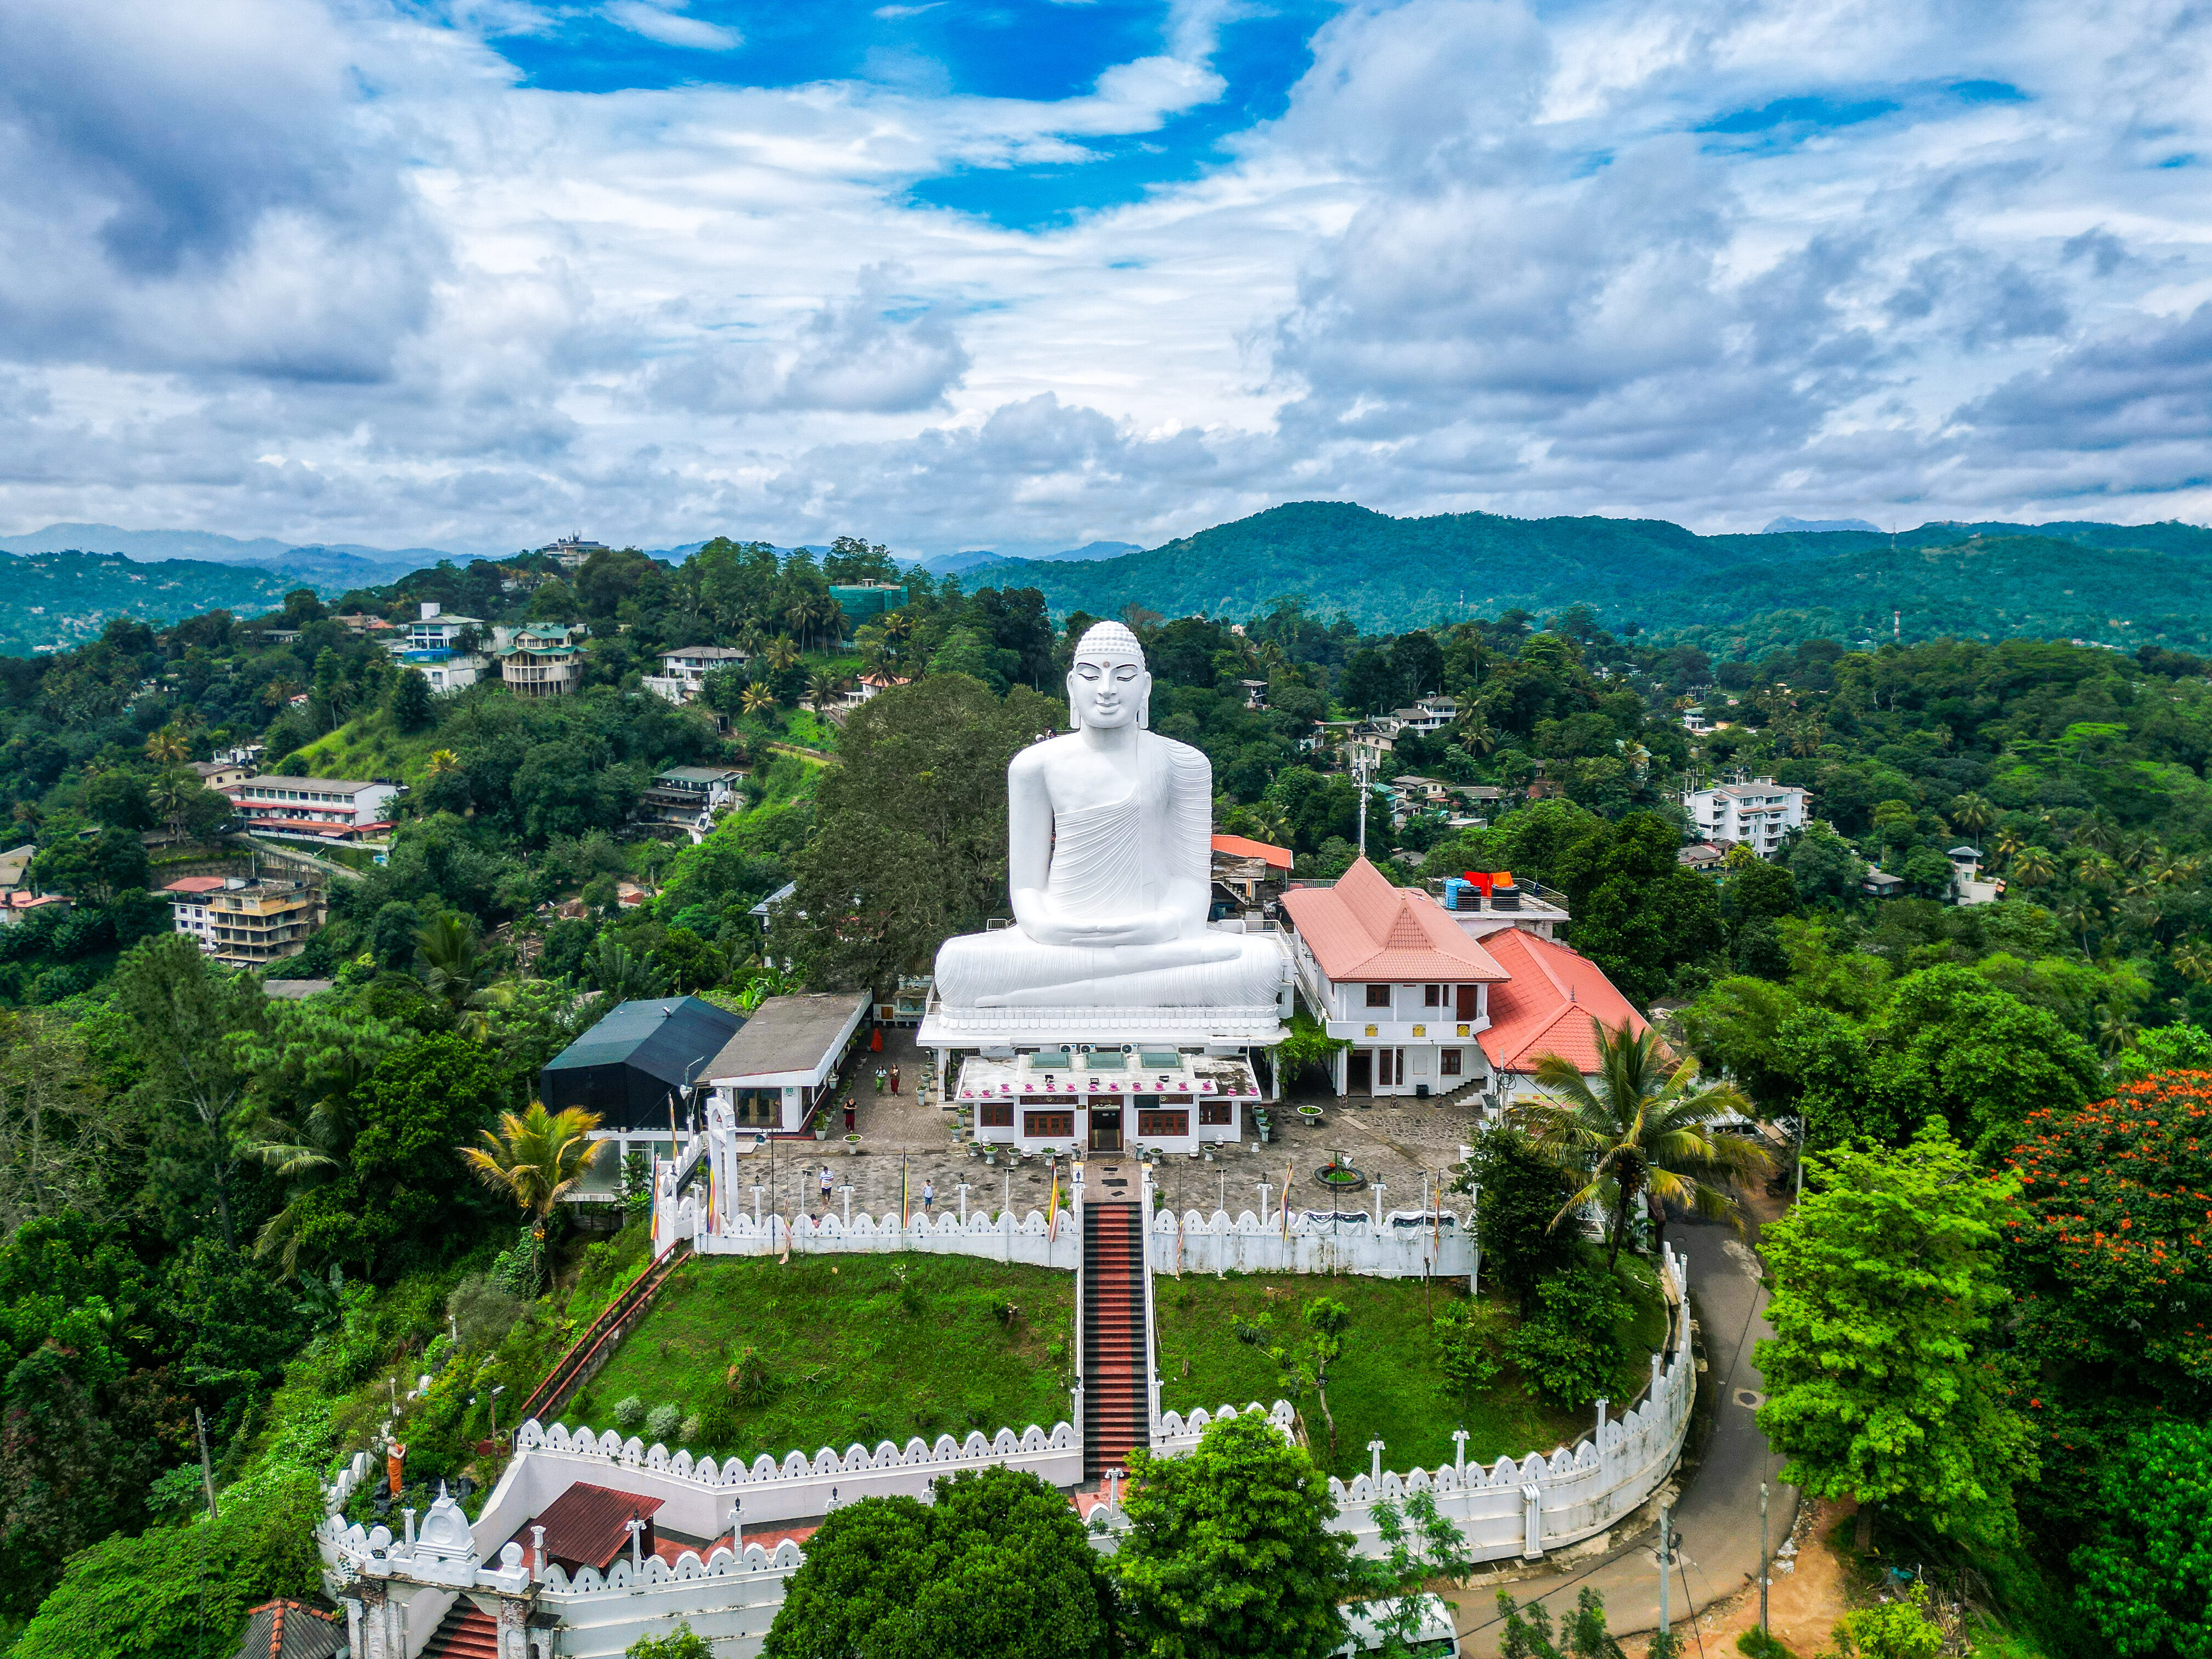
[
  {"left": 1149, "top": 1207, "right": 1476, "bottom": 1278},
  {"left": 663, "top": 1199, "right": 1082, "bottom": 1271}
]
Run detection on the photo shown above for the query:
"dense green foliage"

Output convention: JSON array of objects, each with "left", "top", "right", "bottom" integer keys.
[
  {"left": 953, "top": 501, "right": 2212, "bottom": 646},
  {"left": 1757, "top": 1122, "right": 2034, "bottom": 1548},
  {"left": 1111, "top": 1410, "right": 1357, "bottom": 1659},
  {"left": 763, "top": 1465, "right": 1117, "bottom": 1659}
]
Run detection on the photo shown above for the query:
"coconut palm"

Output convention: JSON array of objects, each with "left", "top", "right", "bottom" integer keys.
[
  {"left": 1949, "top": 793, "right": 1995, "bottom": 840},
  {"left": 144, "top": 726, "right": 189, "bottom": 766},
  {"left": 765, "top": 635, "right": 801, "bottom": 674},
  {"left": 426, "top": 748, "right": 461, "bottom": 778},
  {"left": 415, "top": 912, "right": 505, "bottom": 1034},
  {"left": 2057, "top": 898, "right": 2101, "bottom": 953},
  {"left": 2174, "top": 939, "right": 2212, "bottom": 983},
  {"left": 148, "top": 770, "right": 199, "bottom": 840},
  {"left": 245, "top": 1048, "right": 387, "bottom": 1276},
  {"left": 2010, "top": 845, "right": 2057, "bottom": 887},
  {"left": 1513, "top": 1022, "right": 1773, "bottom": 1266},
  {"left": 2073, "top": 811, "right": 2120, "bottom": 855},
  {"left": 1991, "top": 829, "right": 2025, "bottom": 868},
  {"left": 741, "top": 684, "right": 777, "bottom": 716},
  {"left": 805, "top": 670, "right": 842, "bottom": 717},
  {"left": 2096, "top": 1005, "right": 2143, "bottom": 1057},
  {"left": 461, "top": 1103, "right": 609, "bottom": 1232}
]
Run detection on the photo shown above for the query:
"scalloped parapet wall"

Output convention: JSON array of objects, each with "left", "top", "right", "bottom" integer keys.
[
  {"left": 671, "top": 1203, "right": 1082, "bottom": 1269},
  {"left": 1148, "top": 1206, "right": 1476, "bottom": 1278}
]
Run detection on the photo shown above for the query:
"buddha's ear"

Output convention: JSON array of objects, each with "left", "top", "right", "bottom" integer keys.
[{"left": 1065, "top": 668, "right": 1083, "bottom": 730}]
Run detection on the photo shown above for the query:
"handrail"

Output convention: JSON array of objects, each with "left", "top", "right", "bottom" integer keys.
[{"left": 516, "top": 1240, "right": 693, "bottom": 1426}]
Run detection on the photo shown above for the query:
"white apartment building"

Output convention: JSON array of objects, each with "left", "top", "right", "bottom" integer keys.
[
  {"left": 392, "top": 602, "right": 487, "bottom": 653},
  {"left": 222, "top": 775, "right": 405, "bottom": 837},
  {"left": 644, "top": 645, "right": 749, "bottom": 705},
  {"left": 538, "top": 535, "right": 610, "bottom": 571},
  {"left": 1680, "top": 775, "right": 1810, "bottom": 857}
]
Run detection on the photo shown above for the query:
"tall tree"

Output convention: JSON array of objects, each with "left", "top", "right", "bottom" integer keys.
[
  {"left": 1756, "top": 1120, "right": 2034, "bottom": 1550},
  {"left": 789, "top": 676, "right": 1063, "bottom": 993},
  {"left": 110, "top": 934, "right": 265, "bottom": 1246},
  {"left": 1110, "top": 1410, "right": 1357, "bottom": 1659}
]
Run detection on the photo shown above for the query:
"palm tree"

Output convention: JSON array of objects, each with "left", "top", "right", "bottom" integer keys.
[
  {"left": 785, "top": 599, "right": 814, "bottom": 650},
  {"left": 805, "top": 670, "right": 842, "bottom": 718},
  {"left": 461, "top": 1103, "right": 610, "bottom": 1239},
  {"left": 587, "top": 937, "right": 662, "bottom": 1007},
  {"left": 1991, "top": 829, "right": 2025, "bottom": 868},
  {"left": 742, "top": 684, "right": 777, "bottom": 717},
  {"left": 2057, "top": 898, "right": 2101, "bottom": 953},
  {"left": 1513, "top": 1023, "right": 1773, "bottom": 1266},
  {"left": 415, "top": 912, "right": 504, "bottom": 1034},
  {"left": 765, "top": 636, "right": 800, "bottom": 674},
  {"left": 426, "top": 748, "right": 461, "bottom": 778},
  {"left": 2096, "top": 1005, "right": 2143, "bottom": 1057},
  {"left": 2073, "top": 811, "right": 2119, "bottom": 855},
  {"left": 144, "top": 726, "right": 189, "bottom": 766},
  {"left": 245, "top": 1047, "right": 388, "bottom": 1276},
  {"left": 2010, "top": 845, "right": 2057, "bottom": 887},
  {"left": 2174, "top": 939, "right": 2212, "bottom": 983},
  {"left": 148, "top": 770, "right": 196, "bottom": 840},
  {"left": 1454, "top": 713, "right": 1498, "bottom": 757},
  {"left": 1949, "top": 793, "right": 1995, "bottom": 840}
]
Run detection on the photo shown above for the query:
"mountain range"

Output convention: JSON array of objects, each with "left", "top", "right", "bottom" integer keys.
[{"left": 6, "top": 505, "right": 2210, "bottom": 658}]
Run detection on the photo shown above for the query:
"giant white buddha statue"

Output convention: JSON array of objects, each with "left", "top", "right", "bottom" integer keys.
[{"left": 932, "top": 621, "right": 1288, "bottom": 1015}]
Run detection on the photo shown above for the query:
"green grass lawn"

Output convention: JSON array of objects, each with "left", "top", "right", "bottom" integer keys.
[
  {"left": 566, "top": 1255, "right": 1075, "bottom": 1464},
  {"left": 1153, "top": 1260, "right": 1668, "bottom": 1481}
]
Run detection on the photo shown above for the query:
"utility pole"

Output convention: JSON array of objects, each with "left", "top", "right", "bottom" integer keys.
[
  {"left": 1657, "top": 1500, "right": 1671, "bottom": 1640},
  {"left": 1759, "top": 1482, "right": 1770, "bottom": 1634}
]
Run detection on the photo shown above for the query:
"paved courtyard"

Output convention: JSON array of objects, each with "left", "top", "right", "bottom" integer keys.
[{"left": 748, "top": 1026, "right": 1489, "bottom": 1225}]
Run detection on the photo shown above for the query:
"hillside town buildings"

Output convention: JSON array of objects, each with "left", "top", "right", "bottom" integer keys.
[
  {"left": 1678, "top": 774, "right": 1810, "bottom": 856},
  {"left": 221, "top": 776, "right": 404, "bottom": 841}
]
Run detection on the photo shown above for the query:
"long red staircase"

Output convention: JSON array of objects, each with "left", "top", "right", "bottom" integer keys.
[
  {"left": 421, "top": 1600, "right": 499, "bottom": 1659},
  {"left": 1082, "top": 1201, "right": 1149, "bottom": 1481},
  {"left": 515, "top": 1240, "right": 692, "bottom": 1429}
]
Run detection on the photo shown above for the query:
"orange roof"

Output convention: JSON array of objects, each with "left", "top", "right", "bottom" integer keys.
[
  {"left": 1, "top": 891, "right": 67, "bottom": 911},
  {"left": 1211, "top": 833, "right": 1293, "bottom": 871},
  {"left": 1475, "top": 927, "right": 1647, "bottom": 1073},
  {"left": 1279, "top": 857, "right": 1509, "bottom": 983},
  {"left": 164, "top": 876, "right": 228, "bottom": 894}
]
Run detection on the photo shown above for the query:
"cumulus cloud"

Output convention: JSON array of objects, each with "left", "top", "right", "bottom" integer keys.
[{"left": 3, "top": 0, "right": 2212, "bottom": 552}]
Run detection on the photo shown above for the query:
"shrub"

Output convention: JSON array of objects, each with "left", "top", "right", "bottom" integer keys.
[
  {"left": 1737, "top": 1629, "right": 1797, "bottom": 1658},
  {"left": 1503, "top": 1263, "right": 1630, "bottom": 1409},
  {"left": 644, "top": 1403, "right": 682, "bottom": 1444},
  {"left": 612, "top": 1395, "right": 646, "bottom": 1431},
  {"left": 728, "top": 1348, "right": 780, "bottom": 1406}
]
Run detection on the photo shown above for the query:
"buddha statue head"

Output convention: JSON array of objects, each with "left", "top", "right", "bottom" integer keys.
[{"left": 1066, "top": 620, "right": 1150, "bottom": 731}]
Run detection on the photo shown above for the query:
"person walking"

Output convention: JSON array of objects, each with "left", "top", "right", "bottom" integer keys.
[
  {"left": 819, "top": 1166, "right": 833, "bottom": 1215},
  {"left": 922, "top": 1178, "right": 936, "bottom": 1212},
  {"left": 889, "top": 1064, "right": 901, "bottom": 1094}
]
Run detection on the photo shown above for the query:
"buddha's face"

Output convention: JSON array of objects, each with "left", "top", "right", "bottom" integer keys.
[{"left": 1068, "top": 651, "right": 1148, "bottom": 729}]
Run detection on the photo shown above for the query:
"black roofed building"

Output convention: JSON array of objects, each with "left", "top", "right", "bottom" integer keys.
[{"left": 541, "top": 996, "right": 744, "bottom": 1214}]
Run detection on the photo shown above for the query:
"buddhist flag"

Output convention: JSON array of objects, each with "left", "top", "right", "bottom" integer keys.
[
  {"left": 1282, "top": 1160, "right": 1293, "bottom": 1239},
  {"left": 1048, "top": 1165, "right": 1060, "bottom": 1240},
  {"left": 901, "top": 1156, "right": 910, "bottom": 1229}
]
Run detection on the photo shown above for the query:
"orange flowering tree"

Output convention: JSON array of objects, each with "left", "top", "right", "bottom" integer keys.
[{"left": 2004, "top": 1073, "right": 2212, "bottom": 1414}]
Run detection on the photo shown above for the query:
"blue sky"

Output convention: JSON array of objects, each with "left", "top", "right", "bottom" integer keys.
[{"left": 1, "top": 0, "right": 2209, "bottom": 555}]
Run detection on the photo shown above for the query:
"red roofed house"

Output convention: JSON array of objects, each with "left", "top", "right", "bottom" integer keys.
[
  {"left": 1210, "top": 834, "right": 1293, "bottom": 911},
  {"left": 1280, "top": 856, "right": 1646, "bottom": 1104},
  {"left": 1279, "top": 857, "right": 1509, "bottom": 1098},
  {"left": 1473, "top": 925, "right": 1649, "bottom": 1106}
]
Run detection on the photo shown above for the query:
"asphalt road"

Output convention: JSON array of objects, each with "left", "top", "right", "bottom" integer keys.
[{"left": 1455, "top": 1215, "right": 1795, "bottom": 1654}]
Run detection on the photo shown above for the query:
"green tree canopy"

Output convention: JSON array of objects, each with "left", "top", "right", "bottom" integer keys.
[
  {"left": 1756, "top": 1120, "right": 2034, "bottom": 1549},
  {"left": 2069, "top": 1421, "right": 2212, "bottom": 1659},
  {"left": 1110, "top": 1409, "right": 1357, "bottom": 1659},
  {"left": 763, "top": 1464, "right": 1116, "bottom": 1658}
]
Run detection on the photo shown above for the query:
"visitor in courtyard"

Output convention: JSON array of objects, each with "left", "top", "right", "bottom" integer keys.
[
  {"left": 819, "top": 1167, "right": 833, "bottom": 1212},
  {"left": 890, "top": 1065, "right": 900, "bottom": 1094},
  {"left": 923, "top": 1178, "right": 935, "bottom": 1212}
]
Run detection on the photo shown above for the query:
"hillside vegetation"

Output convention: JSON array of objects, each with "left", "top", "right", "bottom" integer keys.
[{"left": 953, "top": 501, "right": 2212, "bottom": 648}]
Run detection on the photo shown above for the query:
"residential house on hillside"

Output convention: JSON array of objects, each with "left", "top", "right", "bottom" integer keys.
[
  {"left": 189, "top": 758, "right": 253, "bottom": 789},
  {"left": 830, "top": 672, "right": 911, "bottom": 717},
  {"left": 164, "top": 873, "right": 325, "bottom": 966},
  {"left": 223, "top": 776, "right": 403, "bottom": 841},
  {"left": 1680, "top": 775, "right": 1809, "bottom": 858},
  {"left": 644, "top": 645, "right": 748, "bottom": 705},
  {"left": 636, "top": 766, "right": 745, "bottom": 838},
  {"left": 503, "top": 641, "right": 583, "bottom": 698},
  {"left": 1210, "top": 834, "right": 1291, "bottom": 913},
  {"left": 539, "top": 535, "right": 610, "bottom": 571}
]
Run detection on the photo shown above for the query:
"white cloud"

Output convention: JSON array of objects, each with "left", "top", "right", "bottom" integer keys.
[
  {"left": 603, "top": 2, "right": 741, "bottom": 52},
  {"left": 2, "top": 0, "right": 2211, "bottom": 556}
]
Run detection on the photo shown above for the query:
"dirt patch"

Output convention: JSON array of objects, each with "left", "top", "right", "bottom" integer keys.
[{"left": 1618, "top": 1498, "right": 1854, "bottom": 1658}]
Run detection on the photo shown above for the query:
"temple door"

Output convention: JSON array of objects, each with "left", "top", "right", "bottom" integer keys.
[
  {"left": 1348, "top": 1052, "right": 1372, "bottom": 1094},
  {"left": 1456, "top": 984, "right": 1479, "bottom": 1022},
  {"left": 1089, "top": 1105, "right": 1124, "bottom": 1152}
]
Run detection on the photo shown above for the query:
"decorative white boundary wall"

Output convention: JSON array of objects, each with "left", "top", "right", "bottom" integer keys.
[
  {"left": 658, "top": 1198, "right": 1081, "bottom": 1269},
  {"left": 1146, "top": 1206, "right": 1477, "bottom": 1278},
  {"left": 1146, "top": 1246, "right": 1693, "bottom": 1564}
]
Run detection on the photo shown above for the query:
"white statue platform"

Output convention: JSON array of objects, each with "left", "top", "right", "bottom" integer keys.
[{"left": 917, "top": 621, "right": 1294, "bottom": 1053}]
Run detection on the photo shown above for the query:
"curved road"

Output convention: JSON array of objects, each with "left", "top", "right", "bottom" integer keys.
[{"left": 1457, "top": 1215, "right": 1793, "bottom": 1653}]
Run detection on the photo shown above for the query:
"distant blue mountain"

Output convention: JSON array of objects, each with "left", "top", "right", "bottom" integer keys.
[{"left": 1762, "top": 516, "right": 1882, "bottom": 533}]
